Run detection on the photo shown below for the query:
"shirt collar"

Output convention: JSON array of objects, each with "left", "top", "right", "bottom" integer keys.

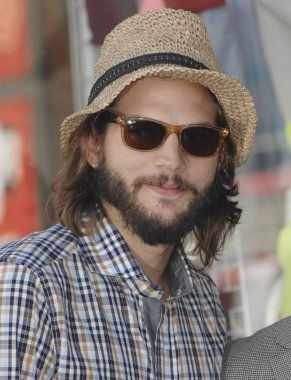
[{"left": 78, "top": 208, "right": 195, "bottom": 298}]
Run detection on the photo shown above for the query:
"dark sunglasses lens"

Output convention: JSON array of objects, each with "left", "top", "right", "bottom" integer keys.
[
  {"left": 123, "top": 119, "right": 166, "bottom": 150},
  {"left": 181, "top": 127, "right": 221, "bottom": 157}
]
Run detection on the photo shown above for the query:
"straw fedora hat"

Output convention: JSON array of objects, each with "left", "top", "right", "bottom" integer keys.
[{"left": 60, "top": 8, "right": 257, "bottom": 166}]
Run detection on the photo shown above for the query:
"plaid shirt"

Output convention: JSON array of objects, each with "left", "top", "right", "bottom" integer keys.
[{"left": 0, "top": 216, "right": 226, "bottom": 379}]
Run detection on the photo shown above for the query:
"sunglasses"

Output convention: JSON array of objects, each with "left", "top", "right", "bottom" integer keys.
[{"left": 97, "top": 109, "right": 229, "bottom": 158}]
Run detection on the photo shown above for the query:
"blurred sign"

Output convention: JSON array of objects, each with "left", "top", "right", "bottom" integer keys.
[
  {"left": 0, "top": 98, "right": 39, "bottom": 243},
  {"left": 85, "top": 0, "right": 137, "bottom": 44},
  {"left": 0, "top": 0, "right": 30, "bottom": 81},
  {"left": 164, "top": 0, "right": 225, "bottom": 12}
]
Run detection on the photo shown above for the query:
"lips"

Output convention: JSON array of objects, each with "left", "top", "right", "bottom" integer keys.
[
  {"left": 145, "top": 183, "right": 186, "bottom": 197},
  {"left": 157, "top": 183, "right": 182, "bottom": 190}
]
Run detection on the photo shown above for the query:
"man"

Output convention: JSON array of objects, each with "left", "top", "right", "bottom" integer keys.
[
  {"left": 221, "top": 185, "right": 291, "bottom": 379},
  {"left": 0, "top": 8, "right": 256, "bottom": 379},
  {"left": 221, "top": 316, "right": 291, "bottom": 379}
]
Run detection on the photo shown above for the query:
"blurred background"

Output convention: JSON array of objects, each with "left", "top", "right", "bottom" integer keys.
[{"left": 1, "top": 0, "right": 291, "bottom": 340}]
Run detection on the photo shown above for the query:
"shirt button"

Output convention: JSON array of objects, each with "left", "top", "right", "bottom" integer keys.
[{"left": 150, "top": 291, "right": 161, "bottom": 298}]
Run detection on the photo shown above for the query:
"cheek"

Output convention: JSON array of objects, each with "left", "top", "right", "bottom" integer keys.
[
  {"left": 102, "top": 126, "right": 148, "bottom": 174},
  {"left": 102, "top": 126, "right": 123, "bottom": 163},
  {"left": 187, "top": 157, "right": 218, "bottom": 190}
]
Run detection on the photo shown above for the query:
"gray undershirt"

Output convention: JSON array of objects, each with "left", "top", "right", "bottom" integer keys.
[
  {"left": 142, "top": 249, "right": 193, "bottom": 362},
  {"left": 143, "top": 297, "right": 162, "bottom": 350}
]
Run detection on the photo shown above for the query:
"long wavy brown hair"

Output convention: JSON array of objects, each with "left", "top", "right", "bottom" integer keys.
[{"left": 48, "top": 98, "right": 241, "bottom": 267}]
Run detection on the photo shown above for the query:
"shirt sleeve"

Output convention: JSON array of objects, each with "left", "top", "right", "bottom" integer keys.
[{"left": 0, "top": 262, "right": 57, "bottom": 379}]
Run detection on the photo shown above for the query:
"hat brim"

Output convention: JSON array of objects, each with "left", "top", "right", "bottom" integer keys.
[{"left": 60, "top": 65, "right": 257, "bottom": 167}]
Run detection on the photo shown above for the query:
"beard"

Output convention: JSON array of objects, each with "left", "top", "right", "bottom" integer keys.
[{"left": 91, "top": 160, "right": 220, "bottom": 246}]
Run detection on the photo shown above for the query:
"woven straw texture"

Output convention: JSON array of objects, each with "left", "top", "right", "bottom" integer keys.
[{"left": 60, "top": 8, "right": 257, "bottom": 166}]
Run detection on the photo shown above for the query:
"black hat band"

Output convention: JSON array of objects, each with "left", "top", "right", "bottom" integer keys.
[{"left": 88, "top": 52, "right": 209, "bottom": 105}]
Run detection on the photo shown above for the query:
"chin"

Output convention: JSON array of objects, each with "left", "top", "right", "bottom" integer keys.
[{"left": 148, "top": 208, "right": 186, "bottom": 224}]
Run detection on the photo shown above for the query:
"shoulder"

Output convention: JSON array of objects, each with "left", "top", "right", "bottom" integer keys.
[
  {"left": 187, "top": 258, "right": 218, "bottom": 291},
  {"left": 225, "top": 317, "right": 291, "bottom": 355},
  {"left": 0, "top": 224, "right": 77, "bottom": 272},
  {"left": 221, "top": 317, "right": 291, "bottom": 379},
  {"left": 186, "top": 258, "right": 225, "bottom": 318}
]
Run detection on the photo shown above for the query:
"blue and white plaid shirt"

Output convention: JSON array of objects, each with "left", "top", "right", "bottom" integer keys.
[{"left": 0, "top": 213, "right": 226, "bottom": 379}]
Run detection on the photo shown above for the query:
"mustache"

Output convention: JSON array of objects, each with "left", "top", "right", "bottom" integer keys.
[{"left": 133, "top": 174, "right": 199, "bottom": 195}]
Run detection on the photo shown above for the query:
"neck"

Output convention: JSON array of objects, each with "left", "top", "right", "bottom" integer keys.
[
  {"left": 124, "top": 231, "right": 174, "bottom": 285},
  {"left": 102, "top": 203, "right": 175, "bottom": 288}
]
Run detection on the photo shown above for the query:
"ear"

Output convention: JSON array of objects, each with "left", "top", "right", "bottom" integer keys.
[{"left": 87, "top": 134, "right": 102, "bottom": 169}]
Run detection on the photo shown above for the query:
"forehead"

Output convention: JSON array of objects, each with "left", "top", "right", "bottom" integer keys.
[
  {"left": 117, "top": 76, "right": 213, "bottom": 101},
  {"left": 113, "top": 77, "right": 218, "bottom": 124}
]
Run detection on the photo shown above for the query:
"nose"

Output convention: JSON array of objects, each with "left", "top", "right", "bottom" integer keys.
[{"left": 154, "top": 133, "right": 186, "bottom": 172}]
